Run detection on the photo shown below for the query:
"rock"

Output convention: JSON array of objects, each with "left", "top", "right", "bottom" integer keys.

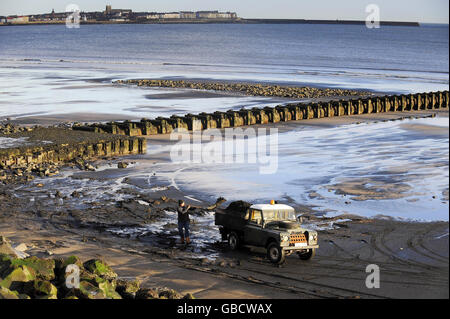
[
  {"left": 135, "top": 288, "right": 159, "bottom": 299},
  {"left": 33, "top": 280, "right": 58, "bottom": 298},
  {"left": 159, "top": 288, "right": 183, "bottom": 299},
  {"left": 83, "top": 259, "right": 117, "bottom": 280},
  {"left": 10, "top": 256, "right": 55, "bottom": 281},
  {"left": 0, "top": 286, "right": 19, "bottom": 299},
  {"left": 0, "top": 265, "right": 36, "bottom": 290},
  {"left": 37, "top": 294, "right": 58, "bottom": 299},
  {"left": 96, "top": 277, "right": 122, "bottom": 299},
  {"left": 86, "top": 164, "right": 96, "bottom": 171},
  {"left": 13, "top": 243, "right": 28, "bottom": 252},
  {"left": 0, "top": 236, "right": 21, "bottom": 258},
  {"left": 117, "top": 162, "right": 128, "bottom": 169},
  {"left": 116, "top": 279, "right": 140, "bottom": 299},
  {"left": 183, "top": 293, "right": 195, "bottom": 299},
  {"left": 71, "top": 191, "right": 81, "bottom": 198},
  {"left": 77, "top": 281, "right": 106, "bottom": 299}
]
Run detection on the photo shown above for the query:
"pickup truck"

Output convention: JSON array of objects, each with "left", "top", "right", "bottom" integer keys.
[{"left": 215, "top": 201, "right": 319, "bottom": 264}]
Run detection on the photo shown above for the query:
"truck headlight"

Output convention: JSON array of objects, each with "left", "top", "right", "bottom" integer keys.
[
  {"left": 281, "top": 234, "right": 289, "bottom": 242},
  {"left": 309, "top": 233, "right": 317, "bottom": 244}
]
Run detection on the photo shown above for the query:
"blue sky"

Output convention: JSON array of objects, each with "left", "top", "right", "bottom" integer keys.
[{"left": 1, "top": 0, "right": 448, "bottom": 23}]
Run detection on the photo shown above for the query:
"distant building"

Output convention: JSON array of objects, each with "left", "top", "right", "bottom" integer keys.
[
  {"left": 6, "top": 16, "right": 29, "bottom": 23},
  {"left": 104, "top": 5, "right": 132, "bottom": 18},
  {"left": 197, "top": 11, "right": 220, "bottom": 19},
  {"left": 146, "top": 13, "right": 160, "bottom": 20},
  {"left": 0, "top": 16, "right": 6, "bottom": 23},
  {"left": 180, "top": 11, "right": 196, "bottom": 19},
  {"left": 160, "top": 12, "right": 181, "bottom": 19}
]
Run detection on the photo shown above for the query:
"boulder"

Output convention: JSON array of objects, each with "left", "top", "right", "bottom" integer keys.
[
  {"left": 77, "top": 281, "right": 106, "bottom": 299},
  {"left": 0, "top": 265, "right": 36, "bottom": 290},
  {"left": 183, "top": 293, "right": 195, "bottom": 299},
  {"left": 33, "top": 280, "right": 58, "bottom": 298},
  {"left": 0, "top": 253, "right": 13, "bottom": 276},
  {"left": 96, "top": 277, "right": 122, "bottom": 299},
  {"left": 0, "top": 236, "right": 20, "bottom": 258},
  {"left": 11, "top": 256, "right": 55, "bottom": 281},
  {"left": 159, "top": 288, "right": 183, "bottom": 299},
  {"left": 136, "top": 288, "right": 159, "bottom": 299},
  {"left": 117, "top": 162, "right": 128, "bottom": 169},
  {"left": 116, "top": 279, "right": 140, "bottom": 299},
  {"left": 83, "top": 259, "right": 117, "bottom": 280},
  {"left": 0, "top": 286, "right": 19, "bottom": 299}
]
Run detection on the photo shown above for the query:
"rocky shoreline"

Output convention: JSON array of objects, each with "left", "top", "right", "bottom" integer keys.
[
  {"left": 116, "top": 79, "right": 372, "bottom": 99},
  {"left": 0, "top": 236, "right": 193, "bottom": 299}
]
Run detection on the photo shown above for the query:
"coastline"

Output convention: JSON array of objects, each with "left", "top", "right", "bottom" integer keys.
[{"left": 0, "top": 19, "right": 421, "bottom": 27}]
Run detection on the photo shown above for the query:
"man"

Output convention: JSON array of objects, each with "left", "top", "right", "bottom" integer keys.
[{"left": 177, "top": 200, "right": 191, "bottom": 245}]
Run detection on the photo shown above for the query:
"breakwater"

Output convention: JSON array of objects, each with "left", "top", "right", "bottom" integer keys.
[
  {"left": 73, "top": 91, "right": 449, "bottom": 137},
  {"left": 0, "top": 127, "right": 146, "bottom": 183},
  {"left": 116, "top": 79, "right": 371, "bottom": 99}
]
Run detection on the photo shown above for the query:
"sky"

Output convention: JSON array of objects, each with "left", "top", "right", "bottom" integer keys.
[{"left": 0, "top": 0, "right": 448, "bottom": 23}]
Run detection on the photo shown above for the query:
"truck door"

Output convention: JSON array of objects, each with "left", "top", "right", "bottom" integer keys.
[{"left": 244, "top": 209, "right": 265, "bottom": 246}]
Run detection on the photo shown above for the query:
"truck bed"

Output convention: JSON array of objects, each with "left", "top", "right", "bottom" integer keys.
[{"left": 215, "top": 209, "right": 247, "bottom": 231}]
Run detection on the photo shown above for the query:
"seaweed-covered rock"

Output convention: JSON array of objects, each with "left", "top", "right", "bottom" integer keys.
[
  {"left": 116, "top": 279, "right": 140, "bottom": 299},
  {"left": 183, "top": 293, "right": 195, "bottom": 299},
  {"left": 159, "top": 288, "right": 183, "bottom": 299},
  {"left": 0, "top": 240, "right": 184, "bottom": 300},
  {"left": 0, "top": 253, "right": 13, "bottom": 276},
  {"left": 0, "top": 286, "right": 20, "bottom": 299},
  {"left": 83, "top": 259, "right": 117, "bottom": 280},
  {"left": 96, "top": 277, "right": 122, "bottom": 299},
  {"left": 10, "top": 256, "right": 55, "bottom": 281},
  {"left": 77, "top": 281, "right": 106, "bottom": 299},
  {"left": 0, "top": 265, "right": 35, "bottom": 290},
  {"left": 136, "top": 288, "right": 159, "bottom": 299},
  {"left": 34, "top": 280, "right": 58, "bottom": 298}
]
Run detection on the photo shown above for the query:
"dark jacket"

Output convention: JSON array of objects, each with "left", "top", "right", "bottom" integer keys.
[{"left": 177, "top": 205, "right": 190, "bottom": 223}]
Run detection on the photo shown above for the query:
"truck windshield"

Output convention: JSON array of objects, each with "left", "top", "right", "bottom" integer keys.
[{"left": 263, "top": 210, "right": 296, "bottom": 221}]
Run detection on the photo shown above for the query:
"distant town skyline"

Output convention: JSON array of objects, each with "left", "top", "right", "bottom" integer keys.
[{"left": 0, "top": 0, "right": 448, "bottom": 24}]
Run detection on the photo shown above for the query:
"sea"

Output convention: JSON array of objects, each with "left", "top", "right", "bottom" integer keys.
[{"left": 0, "top": 23, "right": 448, "bottom": 119}]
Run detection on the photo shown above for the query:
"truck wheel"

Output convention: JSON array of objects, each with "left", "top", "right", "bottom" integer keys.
[
  {"left": 267, "top": 242, "right": 286, "bottom": 264},
  {"left": 298, "top": 248, "right": 315, "bottom": 260},
  {"left": 228, "top": 232, "right": 240, "bottom": 250}
]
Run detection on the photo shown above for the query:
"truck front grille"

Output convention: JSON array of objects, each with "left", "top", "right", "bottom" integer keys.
[{"left": 289, "top": 233, "right": 307, "bottom": 245}]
